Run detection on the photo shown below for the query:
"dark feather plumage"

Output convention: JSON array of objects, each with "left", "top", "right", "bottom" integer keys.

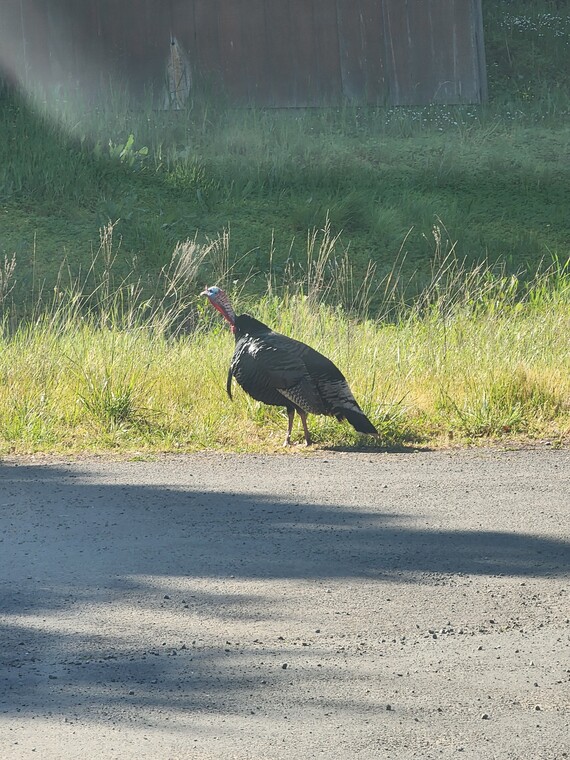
[{"left": 202, "top": 287, "right": 378, "bottom": 445}]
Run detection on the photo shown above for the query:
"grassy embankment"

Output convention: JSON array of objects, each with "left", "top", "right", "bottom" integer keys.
[{"left": 0, "top": 0, "right": 568, "bottom": 453}]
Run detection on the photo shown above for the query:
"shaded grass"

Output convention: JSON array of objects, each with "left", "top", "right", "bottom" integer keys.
[
  {"left": 2, "top": 0, "right": 570, "bottom": 299},
  {"left": 3, "top": 102, "right": 568, "bottom": 304},
  {"left": 484, "top": 0, "right": 570, "bottom": 105}
]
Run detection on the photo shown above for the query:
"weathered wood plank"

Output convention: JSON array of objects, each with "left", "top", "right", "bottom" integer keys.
[
  {"left": 240, "top": 0, "right": 270, "bottom": 104},
  {"left": 217, "top": 0, "right": 248, "bottom": 100},
  {"left": 1, "top": 0, "right": 487, "bottom": 107},
  {"left": 193, "top": 0, "right": 222, "bottom": 90},
  {"left": 359, "top": 0, "right": 387, "bottom": 104},
  {"left": 336, "top": 0, "right": 365, "bottom": 103},
  {"left": 288, "top": 0, "right": 317, "bottom": 107},
  {"left": 383, "top": 0, "right": 486, "bottom": 105},
  {"left": 312, "top": 0, "right": 342, "bottom": 104},
  {"left": 265, "top": 0, "right": 295, "bottom": 106}
]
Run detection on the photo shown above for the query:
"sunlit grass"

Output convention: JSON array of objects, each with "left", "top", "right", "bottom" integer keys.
[{"left": 0, "top": 225, "right": 568, "bottom": 454}]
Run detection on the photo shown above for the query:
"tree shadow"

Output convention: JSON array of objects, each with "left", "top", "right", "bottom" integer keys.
[
  {"left": 2, "top": 460, "right": 567, "bottom": 583},
  {"left": 1, "top": 459, "right": 569, "bottom": 724}
]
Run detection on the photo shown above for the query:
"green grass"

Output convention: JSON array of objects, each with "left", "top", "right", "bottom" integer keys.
[
  {"left": 0, "top": 1, "right": 568, "bottom": 452},
  {"left": 2, "top": 97, "right": 568, "bottom": 305},
  {"left": 1, "top": 1, "right": 569, "bottom": 298},
  {"left": 0, "top": 227, "right": 568, "bottom": 454}
]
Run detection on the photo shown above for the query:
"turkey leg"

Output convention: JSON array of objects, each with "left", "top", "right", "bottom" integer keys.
[
  {"left": 283, "top": 407, "right": 296, "bottom": 446},
  {"left": 298, "top": 410, "right": 312, "bottom": 446}
]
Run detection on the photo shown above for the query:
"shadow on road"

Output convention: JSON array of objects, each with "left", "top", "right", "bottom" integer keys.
[{"left": 1, "top": 459, "right": 569, "bottom": 722}]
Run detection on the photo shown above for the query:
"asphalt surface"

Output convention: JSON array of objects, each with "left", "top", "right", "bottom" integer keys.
[{"left": 0, "top": 449, "right": 569, "bottom": 759}]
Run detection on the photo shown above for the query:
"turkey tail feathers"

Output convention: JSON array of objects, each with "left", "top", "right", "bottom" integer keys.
[{"left": 340, "top": 407, "right": 378, "bottom": 436}]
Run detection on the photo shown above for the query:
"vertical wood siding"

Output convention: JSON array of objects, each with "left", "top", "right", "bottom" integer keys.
[
  {"left": 0, "top": 0, "right": 487, "bottom": 106},
  {"left": 383, "top": 0, "right": 487, "bottom": 104}
]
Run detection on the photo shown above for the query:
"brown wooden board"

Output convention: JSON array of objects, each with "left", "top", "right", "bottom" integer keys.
[
  {"left": 472, "top": 0, "right": 488, "bottom": 102},
  {"left": 407, "top": 0, "right": 436, "bottom": 104},
  {"left": 311, "top": 0, "right": 342, "bottom": 104},
  {"left": 23, "top": 0, "right": 51, "bottom": 85},
  {"left": 264, "top": 0, "right": 296, "bottom": 107},
  {"left": 381, "top": 0, "right": 408, "bottom": 105},
  {"left": 217, "top": 0, "right": 248, "bottom": 101},
  {"left": 383, "top": 0, "right": 486, "bottom": 105},
  {"left": 1, "top": 0, "right": 487, "bottom": 107},
  {"left": 336, "top": 0, "right": 365, "bottom": 103},
  {"left": 193, "top": 0, "right": 222, "bottom": 90},
  {"left": 360, "top": 0, "right": 387, "bottom": 103},
  {"left": 288, "top": 0, "right": 318, "bottom": 107},
  {"left": 0, "top": 0, "right": 25, "bottom": 86},
  {"left": 336, "top": 0, "right": 388, "bottom": 105},
  {"left": 66, "top": 0, "right": 107, "bottom": 93},
  {"left": 170, "top": 0, "right": 197, "bottom": 67},
  {"left": 239, "top": 0, "right": 270, "bottom": 104}
]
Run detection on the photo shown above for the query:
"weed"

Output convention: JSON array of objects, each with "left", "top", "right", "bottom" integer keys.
[
  {"left": 0, "top": 253, "right": 17, "bottom": 310},
  {"left": 95, "top": 133, "right": 149, "bottom": 170}
]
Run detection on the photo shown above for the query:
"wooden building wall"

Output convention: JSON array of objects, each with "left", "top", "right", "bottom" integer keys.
[{"left": 0, "top": 0, "right": 487, "bottom": 106}]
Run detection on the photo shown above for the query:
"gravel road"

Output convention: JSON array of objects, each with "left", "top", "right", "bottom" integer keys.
[{"left": 0, "top": 449, "right": 569, "bottom": 759}]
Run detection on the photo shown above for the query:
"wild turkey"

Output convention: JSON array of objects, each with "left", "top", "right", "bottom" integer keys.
[{"left": 202, "top": 286, "right": 378, "bottom": 445}]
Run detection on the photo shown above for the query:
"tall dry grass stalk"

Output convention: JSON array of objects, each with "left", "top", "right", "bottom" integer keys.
[{"left": 0, "top": 254, "right": 17, "bottom": 311}]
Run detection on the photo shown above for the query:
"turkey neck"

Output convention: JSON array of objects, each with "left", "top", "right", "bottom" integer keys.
[{"left": 233, "top": 314, "right": 273, "bottom": 340}]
